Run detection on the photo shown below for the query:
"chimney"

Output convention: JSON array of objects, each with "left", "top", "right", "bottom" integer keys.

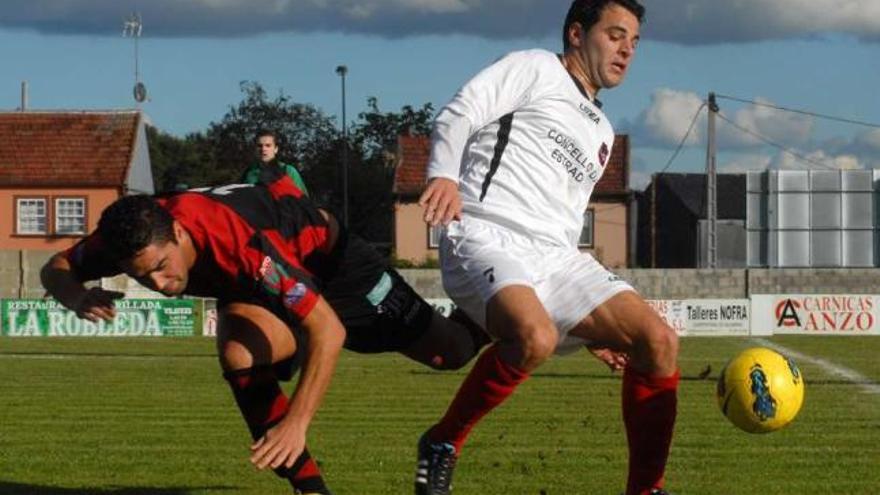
[{"left": 20, "top": 81, "right": 28, "bottom": 111}]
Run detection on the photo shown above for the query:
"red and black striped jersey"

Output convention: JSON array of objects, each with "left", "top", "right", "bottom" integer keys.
[{"left": 64, "top": 177, "right": 335, "bottom": 324}]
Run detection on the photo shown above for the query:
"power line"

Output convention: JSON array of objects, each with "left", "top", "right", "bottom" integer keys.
[
  {"left": 715, "top": 93, "right": 880, "bottom": 129},
  {"left": 658, "top": 103, "right": 706, "bottom": 174},
  {"left": 715, "top": 113, "right": 840, "bottom": 170}
]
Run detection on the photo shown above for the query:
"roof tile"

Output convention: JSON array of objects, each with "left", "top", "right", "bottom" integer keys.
[{"left": 0, "top": 111, "right": 140, "bottom": 187}]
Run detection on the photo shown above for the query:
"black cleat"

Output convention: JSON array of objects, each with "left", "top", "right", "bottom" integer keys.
[{"left": 415, "top": 432, "right": 458, "bottom": 495}]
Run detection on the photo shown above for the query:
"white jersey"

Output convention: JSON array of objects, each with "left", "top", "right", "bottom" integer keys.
[{"left": 428, "top": 49, "right": 616, "bottom": 248}]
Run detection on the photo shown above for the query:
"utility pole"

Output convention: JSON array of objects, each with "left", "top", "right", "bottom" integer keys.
[
  {"left": 651, "top": 173, "right": 657, "bottom": 268},
  {"left": 706, "top": 92, "right": 719, "bottom": 268},
  {"left": 336, "top": 65, "right": 349, "bottom": 229}
]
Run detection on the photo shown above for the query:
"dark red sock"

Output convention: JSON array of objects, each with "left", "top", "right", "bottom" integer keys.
[
  {"left": 225, "top": 366, "right": 328, "bottom": 493},
  {"left": 429, "top": 344, "right": 529, "bottom": 453},
  {"left": 622, "top": 366, "right": 679, "bottom": 495}
]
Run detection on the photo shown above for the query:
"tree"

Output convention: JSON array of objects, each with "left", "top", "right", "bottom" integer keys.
[
  {"left": 352, "top": 97, "right": 434, "bottom": 157},
  {"left": 344, "top": 97, "right": 435, "bottom": 243},
  {"left": 146, "top": 126, "right": 215, "bottom": 192}
]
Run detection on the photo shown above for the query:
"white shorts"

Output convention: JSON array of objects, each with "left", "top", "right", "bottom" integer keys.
[{"left": 440, "top": 216, "right": 635, "bottom": 355}]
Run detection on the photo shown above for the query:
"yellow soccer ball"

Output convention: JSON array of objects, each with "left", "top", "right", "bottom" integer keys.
[{"left": 716, "top": 347, "right": 805, "bottom": 433}]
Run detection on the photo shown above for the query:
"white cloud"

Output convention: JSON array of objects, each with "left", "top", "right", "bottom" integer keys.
[
  {"left": 625, "top": 89, "right": 815, "bottom": 151},
  {"left": 635, "top": 89, "right": 705, "bottom": 147},
  {"left": 719, "top": 153, "right": 773, "bottom": 173},
  {"left": 852, "top": 128, "right": 880, "bottom": 152},
  {"left": 1, "top": 0, "right": 879, "bottom": 41},
  {"left": 710, "top": 144, "right": 873, "bottom": 175},
  {"left": 723, "top": 97, "right": 813, "bottom": 148},
  {"left": 769, "top": 149, "right": 863, "bottom": 170},
  {"left": 646, "top": 0, "right": 880, "bottom": 44},
  {"left": 819, "top": 128, "right": 880, "bottom": 168}
]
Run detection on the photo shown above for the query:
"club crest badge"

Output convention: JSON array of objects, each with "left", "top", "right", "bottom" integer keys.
[{"left": 598, "top": 142, "right": 609, "bottom": 167}]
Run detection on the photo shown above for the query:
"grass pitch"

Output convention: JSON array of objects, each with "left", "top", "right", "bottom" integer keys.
[{"left": 1, "top": 336, "right": 878, "bottom": 494}]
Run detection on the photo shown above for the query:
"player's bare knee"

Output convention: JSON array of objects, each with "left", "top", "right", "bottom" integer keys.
[
  {"left": 515, "top": 322, "right": 558, "bottom": 367},
  {"left": 644, "top": 321, "right": 679, "bottom": 368},
  {"left": 219, "top": 339, "right": 254, "bottom": 371}
]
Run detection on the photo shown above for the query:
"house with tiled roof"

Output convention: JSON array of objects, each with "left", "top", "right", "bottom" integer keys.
[
  {"left": 392, "top": 134, "right": 633, "bottom": 268},
  {"left": 0, "top": 110, "right": 152, "bottom": 251}
]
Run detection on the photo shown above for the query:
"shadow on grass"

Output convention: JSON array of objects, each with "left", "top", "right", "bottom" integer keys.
[
  {"left": 410, "top": 370, "right": 627, "bottom": 380},
  {"left": 412, "top": 369, "right": 879, "bottom": 387},
  {"left": 0, "top": 482, "right": 238, "bottom": 494},
  {"left": 0, "top": 351, "right": 214, "bottom": 359}
]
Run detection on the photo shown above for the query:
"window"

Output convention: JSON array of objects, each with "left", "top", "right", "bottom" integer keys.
[
  {"left": 55, "top": 197, "right": 87, "bottom": 235},
  {"left": 14, "top": 196, "right": 87, "bottom": 236},
  {"left": 578, "top": 209, "right": 594, "bottom": 247},
  {"left": 428, "top": 224, "right": 443, "bottom": 248},
  {"left": 16, "top": 198, "right": 47, "bottom": 235}
]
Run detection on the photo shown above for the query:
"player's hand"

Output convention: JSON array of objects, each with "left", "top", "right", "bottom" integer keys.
[
  {"left": 72, "top": 288, "right": 125, "bottom": 322},
  {"left": 419, "top": 177, "right": 461, "bottom": 226},
  {"left": 586, "top": 344, "right": 629, "bottom": 372},
  {"left": 250, "top": 417, "right": 307, "bottom": 470}
]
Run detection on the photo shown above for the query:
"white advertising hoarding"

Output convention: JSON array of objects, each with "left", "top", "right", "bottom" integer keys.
[
  {"left": 751, "top": 294, "right": 880, "bottom": 335},
  {"left": 648, "top": 299, "right": 750, "bottom": 336}
]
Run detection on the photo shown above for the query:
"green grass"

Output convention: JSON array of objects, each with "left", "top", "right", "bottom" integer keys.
[{"left": 1, "top": 336, "right": 878, "bottom": 494}]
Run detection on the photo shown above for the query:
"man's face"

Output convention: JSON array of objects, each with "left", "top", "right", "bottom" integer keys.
[
  {"left": 120, "top": 230, "right": 190, "bottom": 296},
  {"left": 257, "top": 135, "right": 278, "bottom": 163},
  {"left": 574, "top": 3, "right": 640, "bottom": 94}
]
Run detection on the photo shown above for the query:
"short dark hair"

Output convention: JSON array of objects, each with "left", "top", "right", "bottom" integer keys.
[
  {"left": 97, "top": 195, "right": 176, "bottom": 263},
  {"left": 255, "top": 129, "right": 279, "bottom": 145},
  {"left": 562, "top": 0, "right": 645, "bottom": 50}
]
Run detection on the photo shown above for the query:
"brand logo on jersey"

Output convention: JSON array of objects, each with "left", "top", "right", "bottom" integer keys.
[
  {"left": 284, "top": 282, "right": 307, "bottom": 308},
  {"left": 598, "top": 142, "right": 609, "bottom": 167},
  {"left": 483, "top": 267, "right": 496, "bottom": 284},
  {"left": 579, "top": 103, "right": 602, "bottom": 125}
]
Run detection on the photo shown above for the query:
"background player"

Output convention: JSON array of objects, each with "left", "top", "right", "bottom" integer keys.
[
  {"left": 241, "top": 129, "right": 310, "bottom": 193},
  {"left": 415, "top": 1, "right": 679, "bottom": 494}
]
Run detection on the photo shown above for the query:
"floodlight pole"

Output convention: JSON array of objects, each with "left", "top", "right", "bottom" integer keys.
[{"left": 336, "top": 65, "right": 349, "bottom": 229}]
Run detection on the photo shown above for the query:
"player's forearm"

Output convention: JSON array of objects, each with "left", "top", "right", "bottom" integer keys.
[
  {"left": 40, "top": 254, "right": 89, "bottom": 309},
  {"left": 283, "top": 301, "right": 346, "bottom": 430}
]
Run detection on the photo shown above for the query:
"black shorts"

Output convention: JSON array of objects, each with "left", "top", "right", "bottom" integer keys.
[{"left": 321, "top": 235, "right": 434, "bottom": 353}]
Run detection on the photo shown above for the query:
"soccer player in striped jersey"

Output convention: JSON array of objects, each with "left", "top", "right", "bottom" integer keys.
[
  {"left": 41, "top": 172, "right": 487, "bottom": 495},
  {"left": 415, "top": 1, "right": 679, "bottom": 494}
]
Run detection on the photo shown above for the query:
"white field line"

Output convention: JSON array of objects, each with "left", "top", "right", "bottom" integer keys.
[{"left": 752, "top": 338, "right": 880, "bottom": 395}]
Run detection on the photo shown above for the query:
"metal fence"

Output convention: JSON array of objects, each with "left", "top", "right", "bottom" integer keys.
[{"left": 747, "top": 170, "right": 878, "bottom": 267}]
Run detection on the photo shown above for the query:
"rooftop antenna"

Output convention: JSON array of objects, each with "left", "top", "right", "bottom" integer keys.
[{"left": 122, "top": 13, "right": 147, "bottom": 105}]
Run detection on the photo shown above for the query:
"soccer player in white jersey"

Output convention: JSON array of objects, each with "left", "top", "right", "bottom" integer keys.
[{"left": 415, "top": 1, "right": 679, "bottom": 494}]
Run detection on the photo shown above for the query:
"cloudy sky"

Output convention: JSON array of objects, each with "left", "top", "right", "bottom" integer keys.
[{"left": 2, "top": 0, "right": 879, "bottom": 188}]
